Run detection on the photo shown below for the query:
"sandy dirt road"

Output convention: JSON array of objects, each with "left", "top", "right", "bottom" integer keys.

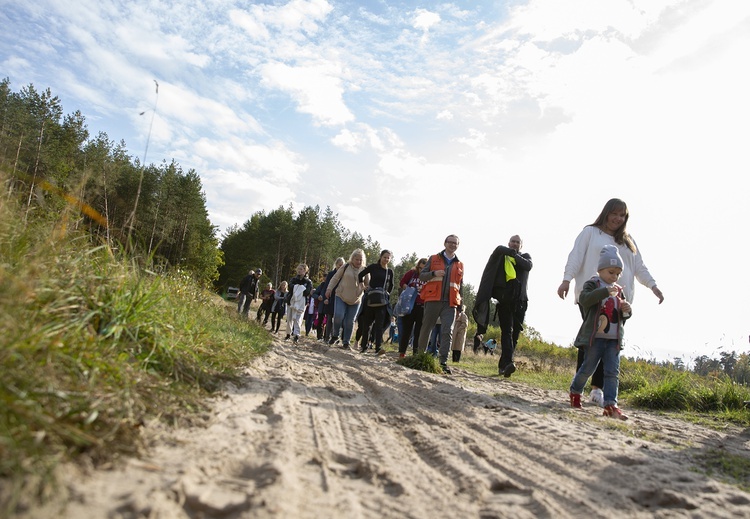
[{"left": 20, "top": 335, "right": 750, "bottom": 518}]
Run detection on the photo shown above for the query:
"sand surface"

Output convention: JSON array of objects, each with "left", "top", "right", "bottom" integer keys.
[{"left": 18, "top": 334, "right": 750, "bottom": 518}]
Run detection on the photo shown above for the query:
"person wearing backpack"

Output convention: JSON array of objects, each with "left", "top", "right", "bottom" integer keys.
[
  {"left": 397, "top": 258, "right": 427, "bottom": 358},
  {"left": 318, "top": 257, "right": 345, "bottom": 342}
]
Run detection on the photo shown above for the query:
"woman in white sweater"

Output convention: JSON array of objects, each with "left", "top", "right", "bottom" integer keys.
[{"left": 557, "top": 198, "right": 664, "bottom": 404}]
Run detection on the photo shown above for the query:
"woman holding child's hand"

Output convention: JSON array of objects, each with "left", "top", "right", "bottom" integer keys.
[{"left": 557, "top": 198, "right": 663, "bottom": 406}]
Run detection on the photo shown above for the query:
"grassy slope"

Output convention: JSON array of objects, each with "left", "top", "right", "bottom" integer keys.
[{"left": 0, "top": 195, "right": 270, "bottom": 512}]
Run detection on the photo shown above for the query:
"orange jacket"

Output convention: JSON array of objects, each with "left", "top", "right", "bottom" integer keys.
[{"left": 420, "top": 253, "right": 463, "bottom": 307}]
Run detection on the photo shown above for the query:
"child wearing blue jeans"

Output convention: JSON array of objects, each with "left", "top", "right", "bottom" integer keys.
[{"left": 569, "top": 245, "right": 632, "bottom": 420}]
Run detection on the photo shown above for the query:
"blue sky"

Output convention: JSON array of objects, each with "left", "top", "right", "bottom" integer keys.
[{"left": 3, "top": 0, "right": 749, "bottom": 363}]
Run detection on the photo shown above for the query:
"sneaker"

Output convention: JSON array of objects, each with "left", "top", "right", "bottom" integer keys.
[
  {"left": 570, "top": 393, "right": 582, "bottom": 409},
  {"left": 440, "top": 364, "right": 452, "bottom": 375},
  {"left": 589, "top": 388, "right": 604, "bottom": 407},
  {"left": 398, "top": 353, "right": 406, "bottom": 359},
  {"left": 284, "top": 334, "right": 291, "bottom": 340},
  {"left": 376, "top": 348, "right": 386, "bottom": 356},
  {"left": 503, "top": 363, "right": 516, "bottom": 378},
  {"left": 340, "top": 343, "right": 351, "bottom": 350},
  {"left": 293, "top": 335, "right": 299, "bottom": 343},
  {"left": 603, "top": 405, "right": 628, "bottom": 421},
  {"left": 359, "top": 344, "right": 368, "bottom": 353},
  {"left": 328, "top": 336, "right": 340, "bottom": 345}
]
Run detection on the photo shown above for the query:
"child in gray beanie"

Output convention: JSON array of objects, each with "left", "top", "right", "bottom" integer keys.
[{"left": 568, "top": 244, "right": 632, "bottom": 420}]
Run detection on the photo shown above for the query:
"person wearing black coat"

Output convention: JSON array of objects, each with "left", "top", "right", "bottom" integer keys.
[
  {"left": 473, "top": 235, "right": 532, "bottom": 378},
  {"left": 238, "top": 268, "right": 262, "bottom": 316}
]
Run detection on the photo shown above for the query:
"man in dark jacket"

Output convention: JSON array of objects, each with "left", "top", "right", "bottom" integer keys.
[
  {"left": 238, "top": 268, "right": 262, "bottom": 316},
  {"left": 318, "top": 257, "right": 345, "bottom": 342},
  {"left": 472, "top": 235, "right": 532, "bottom": 377}
]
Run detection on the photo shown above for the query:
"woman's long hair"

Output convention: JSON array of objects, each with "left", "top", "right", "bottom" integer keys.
[{"left": 590, "top": 198, "right": 636, "bottom": 253}]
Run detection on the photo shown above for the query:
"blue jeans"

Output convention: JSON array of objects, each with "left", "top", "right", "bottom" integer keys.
[
  {"left": 332, "top": 296, "right": 361, "bottom": 345},
  {"left": 570, "top": 338, "right": 621, "bottom": 406}
]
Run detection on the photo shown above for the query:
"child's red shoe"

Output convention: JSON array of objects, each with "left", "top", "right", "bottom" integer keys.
[{"left": 603, "top": 405, "right": 628, "bottom": 421}]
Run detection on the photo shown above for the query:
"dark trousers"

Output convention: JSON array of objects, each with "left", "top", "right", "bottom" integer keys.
[
  {"left": 495, "top": 300, "right": 515, "bottom": 368},
  {"left": 257, "top": 301, "right": 273, "bottom": 322},
  {"left": 271, "top": 311, "right": 283, "bottom": 332},
  {"left": 513, "top": 301, "right": 528, "bottom": 347},
  {"left": 358, "top": 305, "right": 387, "bottom": 348},
  {"left": 577, "top": 347, "right": 604, "bottom": 388},
  {"left": 304, "top": 311, "right": 315, "bottom": 335},
  {"left": 323, "top": 310, "right": 334, "bottom": 340},
  {"left": 399, "top": 305, "right": 424, "bottom": 355},
  {"left": 495, "top": 299, "right": 528, "bottom": 368}
]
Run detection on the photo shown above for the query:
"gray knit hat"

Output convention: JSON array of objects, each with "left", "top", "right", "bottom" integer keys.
[{"left": 598, "top": 244, "right": 623, "bottom": 271}]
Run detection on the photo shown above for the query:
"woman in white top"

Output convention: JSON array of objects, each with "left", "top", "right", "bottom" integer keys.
[{"left": 557, "top": 198, "right": 664, "bottom": 404}]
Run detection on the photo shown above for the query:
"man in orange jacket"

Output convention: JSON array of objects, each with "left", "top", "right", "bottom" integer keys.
[{"left": 416, "top": 235, "right": 464, "bottom": 374}]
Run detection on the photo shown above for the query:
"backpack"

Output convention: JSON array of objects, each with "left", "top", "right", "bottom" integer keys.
[{"left": 394, "top": 286, "right": 417, "bottom": 317}]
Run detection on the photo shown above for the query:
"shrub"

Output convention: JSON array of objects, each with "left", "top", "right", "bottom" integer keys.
[{"left": 397, "top": 352, "right": 443, "bottom": 374}]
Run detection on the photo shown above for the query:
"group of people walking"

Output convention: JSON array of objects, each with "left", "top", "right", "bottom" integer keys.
[{"left": 236, "top": 198, "right": 663, "bottom": 420}]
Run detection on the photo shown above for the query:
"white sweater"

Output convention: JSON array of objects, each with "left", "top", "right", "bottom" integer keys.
[{"left": 562, "top": 225, "right": 656, "bottom": 304}]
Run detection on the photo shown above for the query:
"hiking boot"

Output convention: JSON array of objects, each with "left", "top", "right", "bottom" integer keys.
[
  {"left": 589, "top": 388, "right": 604, "bottom": 407},
  {"left": 603, "top": 405, "right": 628, "bottom": 421},
  {"left": 440, "top": 364, "right": 452, "bottom": 375},
  {"left": 503, "top": 363, "right": 516, "bottom": 378},
  {"left": 570, "top": 393, "right": 583, "bottom": 409}
]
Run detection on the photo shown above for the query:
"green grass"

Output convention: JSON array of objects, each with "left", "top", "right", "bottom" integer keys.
[
  {"left": 453, "top": 334, "right": 750, "bottom": 427},
  {"left": 396, "top": 352, "right": 443, "bottom": 374},
  {"left": 0, "top": 194, "right": 270, "bottom": 514},
  {"left": 695, "top": 449, "right": 750, "bottom": 492}
]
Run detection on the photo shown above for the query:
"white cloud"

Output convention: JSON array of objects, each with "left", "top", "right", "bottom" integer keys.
[
  {"left": 436, "top": 109, "right": 453, "bottom": 120},
  {"left": 229, "top": 9, "right": 271, "bottom": 41},
  {"left": 456, "top": 129, "right": 486, "bottom": 149},
  {"left": 413, "top": 9, "right": 441, "bottom": 31},
  {"left": 331, "top": 129, "right": 361, "bottom": 152},
  {"left": 191, "top": 137, "right": 306, "bottom": 185},
  {"left": 260, "top": 61, "right": 354, "bottom": 126}
]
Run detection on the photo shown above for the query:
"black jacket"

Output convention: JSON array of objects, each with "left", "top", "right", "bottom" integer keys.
[
  {"left": 473, "top": 246, "right": 532, "bottom": 334},
  {"left": 239, "top": 274, "right": 259, "bottom": 296}
]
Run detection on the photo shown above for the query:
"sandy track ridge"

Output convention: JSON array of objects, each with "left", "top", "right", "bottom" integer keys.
[{"left": 19, "top": 334, "right": 750, "bottom": 518}]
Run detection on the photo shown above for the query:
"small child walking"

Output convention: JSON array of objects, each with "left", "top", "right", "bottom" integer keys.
[{"left": 569, "top": 245, "right": 632, "bottom": 420}]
